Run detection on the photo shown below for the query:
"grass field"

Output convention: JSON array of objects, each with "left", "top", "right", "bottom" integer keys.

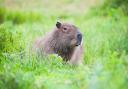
[{"left": 0, "top": 0, "right": 128, "bottom": 89}]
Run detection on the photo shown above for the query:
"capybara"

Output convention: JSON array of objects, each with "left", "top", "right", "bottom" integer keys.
[{"left": 33, "top": 22, "right": 83, "bottom": 64}]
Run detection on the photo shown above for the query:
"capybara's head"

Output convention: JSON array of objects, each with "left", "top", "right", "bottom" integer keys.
[{"left": 54, "top": 22, "right": 82, "bottom": 48}]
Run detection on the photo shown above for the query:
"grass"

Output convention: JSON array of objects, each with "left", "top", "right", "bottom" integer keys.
[{"left": 0, "top": 0, "right": 128, "bottom": 89}]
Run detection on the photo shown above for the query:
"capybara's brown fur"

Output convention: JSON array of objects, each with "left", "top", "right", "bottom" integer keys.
[{"left": 33, "top": 22, "right": 83, "bottom": 64}]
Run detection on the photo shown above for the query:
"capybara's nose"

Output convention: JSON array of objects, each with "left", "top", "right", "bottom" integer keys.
[{"left": 76, "top": 33, "right": 82, "bottom": 46}]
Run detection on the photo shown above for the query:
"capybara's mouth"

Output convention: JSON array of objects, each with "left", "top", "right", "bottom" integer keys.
[
  {"left": 75, "top": 43, "right": 81, "bottom": 46},
  {"left": 75, "top": 40, "right": 82, "bottom": 46}
]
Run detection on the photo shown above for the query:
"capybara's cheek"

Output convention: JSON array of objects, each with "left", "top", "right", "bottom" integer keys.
[{"left": 70, "top": 39, "right": 77, "bottom": 47}]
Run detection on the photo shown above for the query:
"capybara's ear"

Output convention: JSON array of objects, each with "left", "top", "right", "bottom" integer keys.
[{"left": 56, "top": 22, "right": 61, "bottom": 28}]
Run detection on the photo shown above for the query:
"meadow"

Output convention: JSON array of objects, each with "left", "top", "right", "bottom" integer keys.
[{"left": 0, "top": 0, "right": 128, "bottom": 89}]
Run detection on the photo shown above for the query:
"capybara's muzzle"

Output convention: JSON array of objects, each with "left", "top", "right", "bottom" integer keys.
[{"left": 76, "top": 33, "right": 82, "bottom": 46}]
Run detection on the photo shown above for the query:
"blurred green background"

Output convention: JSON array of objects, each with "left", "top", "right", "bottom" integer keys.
[{"left": 0, "top": 0, "right": 128, "bottom": 89}]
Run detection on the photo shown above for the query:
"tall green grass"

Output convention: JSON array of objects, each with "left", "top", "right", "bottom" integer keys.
[{"left": 0, "top": 0, "right": 128, "bottom": 89}]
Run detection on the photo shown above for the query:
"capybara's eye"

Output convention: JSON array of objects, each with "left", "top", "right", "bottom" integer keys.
[
  {"left": 63, "top": 27, "right": 67, "bottom": 30},
  {"left": 63, "top": 27, "right": 68, "bottom": 32}
]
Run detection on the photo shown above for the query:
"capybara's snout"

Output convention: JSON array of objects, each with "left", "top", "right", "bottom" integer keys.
[{"left": 76, "top": 32, "right": 82, "bottom": 46}]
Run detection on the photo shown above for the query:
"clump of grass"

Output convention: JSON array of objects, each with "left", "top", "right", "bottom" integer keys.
[{"left": 0, "top": 23, "right": 25, "bottom": 58}]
